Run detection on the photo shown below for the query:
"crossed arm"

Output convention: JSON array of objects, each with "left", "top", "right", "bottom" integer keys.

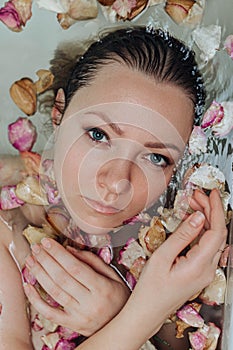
[{"left": 0, "top": 189, "right": 227, "bottom": 349}]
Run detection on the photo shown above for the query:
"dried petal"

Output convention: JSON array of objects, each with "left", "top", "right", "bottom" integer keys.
[
  {"left": 57, "top": 326, "right": 79, "bottom": 340},
  {"left": 177, "top": 304, "right": 204, "bottom": 328},
  {"left": 205, "top": 322, "right": 221, "bottom": 350},
  {"left": 31, "top": 313, "right": 44, "bottom": 331},
  {"left": 16, "top": 175, "right": 49, "bottom": 205},
  {"left": 41, "top": 332, "right": 60, "bottom": 348},
  {"left": 118, "top": 237, "right": 146, "bottom": 269},
  {"left": 165, "top": 0, "right": 195, "bottom": 24},
  {"left": 184, "top": 164, "right": 226, "bottom": 192},
  {"left": 12, "top": 0, "right": 32, "bottom": 26},
  {"left": 0, "top": 185, "right": 24, "bottom": 209},
  {"left": 10, "top": 78, "right": 37, "bottom": 116},
  {"left": 183, "top": 0, "right": 205, "bottom": 25},
  {"left": 46, "top": 206, "right": 71, "bottom": 234},
  {"left": 199, "top": 267, "right": 226, "bottom": 305},
  {"left": 0, "top": 1, "right": 21, "bottom": 31},
  {"left": 188, "top": 329, "right": 207, "bottom": 350},
  {"left": 192, "top": 25, "right": 221, "bottom": 62},
  {"left": 38, "top": 313, "right": 58, "bottom": 332},
  {"left": 85, "top": 232, "right": 111, "bottom": 248},
  {"left": 112, "top": 0, "right": 137, "bottom": 19},
  {"left": 123, "top": 212, "right": 151, "bottom": 225},
  {"left": 55, "top": 339, "right": 76, "bottom": 350},
  {"left": 138, "top": 216, "right": 166, "bottom": 257},
  {"left": 98, "top": 0, "right": 115, "bottom": 5},
  {"left": 176, "top": 319, "right": 191, "bottom": 338},
  {"left": 8, "top": 117, "right": 37, "bottom": 152},
  {"left": 22, "top": 266, "right": 37, "bottom": 285},
  {"left": 20, "top": 151, "right": 41, "bottom": 176},
  {"left": 129, "top": 256, "right": 146, "bottom": 280},
  {"left": 67, "top": 0, "right": 98, "bottom": 20},
  {"left": 212, "top": 101, "right": 233, "bottom": 136},
  {"left": 223, "top": 34, "right": 233, "bottom": 60},
  {"left": 57, "top": 12, "right": 77, "bottom": 29},
  {"left": 126, "top": 271, "right": 137, "bottom": 289},
  {"left": 188, "top": 126, "right": 207, "bottom": 155},
  {"left": 23, "top": 224, "right": 56, "bottom": 245},
  {"left": 36, "top": 0, "right": 67, "bottom": 12},
  {"left": 201, "top": 101, "right": 224, "bottom": 129},
  {"left": 97, "top": 245, "right": 113, "bottom": 264},
  {"left": 34, "top": 69, "right": 54, "bottom": 94}
]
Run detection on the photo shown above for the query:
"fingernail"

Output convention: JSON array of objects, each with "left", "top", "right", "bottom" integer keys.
[
  {"left": 25, "top": 255, "right": 35, "bottom": 268},
  {"left": 189, "top": 211, "right": 205, "bottom": 228},
  {"left": 41, "top": 238, "right": 51, "bottom": 249},
  {"left": 31, "top": 244, "right": 40, "bottom": 254}
]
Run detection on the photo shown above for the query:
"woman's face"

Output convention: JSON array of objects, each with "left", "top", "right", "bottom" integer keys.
[{"left": 53, "top": 63, "right": 194, "bottom": 234}]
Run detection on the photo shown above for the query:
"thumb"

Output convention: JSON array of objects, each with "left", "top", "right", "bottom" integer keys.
[{"left": 158, "top": 211, "right": 205, "bottom": 264}]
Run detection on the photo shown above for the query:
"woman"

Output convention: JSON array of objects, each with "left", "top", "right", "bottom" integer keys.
[{"left": 0, "top": 27, "right": 227, "bottom": 350}]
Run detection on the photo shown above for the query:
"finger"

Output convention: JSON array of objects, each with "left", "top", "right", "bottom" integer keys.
[
  {"left": 66, "top": 247, "right": 124, "bottom": 283},
  {"left": 209, "top": 189, "right": 226, "bottom": 230},
  {"left": 23, "top": 283, "right": 69, "bottom": 325},
  {"left": 157, "top": 210, "right": 205, "bottom": 266},
  {"left": 25, "top": 253, "right": 80, "bottom": 308},
  {"left": 38, "top": 238, "right": 105, "bottom": 290},
  {"left": 193, "top": 189, "right": 211, "bottom": 224}
]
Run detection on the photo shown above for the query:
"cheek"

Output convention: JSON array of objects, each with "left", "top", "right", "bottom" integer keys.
[{"left": 139, "top": 168, "right": 173, "bottom": 209}]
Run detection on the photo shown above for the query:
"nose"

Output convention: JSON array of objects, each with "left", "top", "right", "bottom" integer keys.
[{"left": 97, "top": 158, "right": 133, "bottom": 201}]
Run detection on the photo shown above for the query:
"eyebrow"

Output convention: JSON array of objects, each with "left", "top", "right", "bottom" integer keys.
[
  {"left": 144, "top": 141, "right": 181, "bottom": 153},
  {"left": 84, "top": 111, "right": 123, "bottom": 136},
  {"left": 84, "top": 111, "right": 181, "bottom": 153}
]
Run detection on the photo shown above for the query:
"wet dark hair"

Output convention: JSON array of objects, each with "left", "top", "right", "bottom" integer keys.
[{"left": 53, "top": 26, "right": 206, "bottom": 125}]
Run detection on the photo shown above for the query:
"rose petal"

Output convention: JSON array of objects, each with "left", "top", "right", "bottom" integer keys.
[
  {"left": 22, "top": 266, "right": 37, "bottom": 285},
  {"left": 189, "top": 126, "right": 207, "bottom": 155},
  {"left": 201, "top": 101, "right": 224, "bottom": 129},
  {"left": 117, "top": 237, "right": 146, "bottom": 268},
  {"left": 199, "top": 267, "right": 226, "bottom": 306},
  {"left": 192, "top": 25, "right": 221, "bottom": 62},
  {"left": 0, "top": 185, "right": 24, "bottom": 209},
  {"left": 188, "top": 329, "right": 207, "bottom": 350},
  {"left": 0, "top": 1, "right": 21, "bottom": 31},
  {"left": 177, "top": 304, "right": 204, "bottom": 328},
  {"left": 223, "top": 34, "right": 233, "bottom": 59},
  {"left": 57, "top": 326, "right": 79, "bottom": 340},
  {"left": 8, "top": 117, "right": 37, "bottom": 152},
  {"left": 212, "top": 101, "right": 233, "bottom": 136},
  {"left": 97, "top": 245, "right": 113, "bottom": 264}
]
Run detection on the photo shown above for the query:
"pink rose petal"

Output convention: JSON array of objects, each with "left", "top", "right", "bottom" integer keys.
[
  {"left": 22, "top": 266, "right": 37, "bottom": 285},
  {"left": 201, "top": 101, "right": 224, "bottom": 129},
  {"left": 189, "top": 330, "right": 207, "bottom": 350},
  {"left": 177, "top": 304, "right": 204, "bottom": 328},
  {"left": 0, "top": 185, "right": 24, "bottom": 209},
  {"left": 8, "top": 117, "right": 37, "bottom": 152},
  {"left": 0, "top": 1, "right": 21, "bottom": 31}
]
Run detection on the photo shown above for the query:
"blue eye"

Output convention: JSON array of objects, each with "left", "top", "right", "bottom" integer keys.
[
  {"left": 87, "top": 128, "right": 109, "bottom": 144},
  {"left": 147, "top": 153, "right": 169, "bottom": 167}
]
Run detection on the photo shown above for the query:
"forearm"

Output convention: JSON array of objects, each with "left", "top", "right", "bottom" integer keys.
[
  {"left": 0, "top": 335, "right": 33, "bottom": 350},
  {"left": 76, "top": 296, "right": 164, "bottom": 350}
]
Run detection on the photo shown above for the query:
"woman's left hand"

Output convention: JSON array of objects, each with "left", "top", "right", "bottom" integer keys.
[{"left": 24, "top": 240, "right": 130, "bottom": 336}]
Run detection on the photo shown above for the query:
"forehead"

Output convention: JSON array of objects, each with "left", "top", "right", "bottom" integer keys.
[{"left": 64, "top": 63, "right": 194, "bottom": 142}]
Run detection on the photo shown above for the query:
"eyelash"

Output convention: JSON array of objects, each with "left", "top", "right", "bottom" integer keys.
[
  {"left": 85, "top": 127, "right": 110, "bottom": 144},
  {"left": 85, "top": 127, "right": 171, "bottom": 168},
  {"left": 144, "top": 153, "right": 171, "bottom": 168}
]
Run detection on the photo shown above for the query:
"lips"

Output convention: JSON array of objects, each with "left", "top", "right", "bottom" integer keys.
[{"left": 83, "top": 197, "right": 121, "bottom": 215}]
